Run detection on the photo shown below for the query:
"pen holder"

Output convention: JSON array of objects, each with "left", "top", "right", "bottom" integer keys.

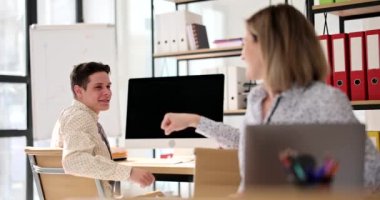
[{"left": 279, "top": 150, "right": 339, "bottom": 187}]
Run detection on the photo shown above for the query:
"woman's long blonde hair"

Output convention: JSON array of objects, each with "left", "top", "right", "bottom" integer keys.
[{"left": 246, "top": 4, "right": 328, "bottom": 93}]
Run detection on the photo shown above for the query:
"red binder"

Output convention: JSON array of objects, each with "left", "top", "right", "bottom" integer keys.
[
  {"left": 331, "top": 33, "right": 350, "bottom": 98},
  {"left": 365, "top": 30, "right": 380, "bottom": 100},
  {"left": 318, "top": 35, "right": 333, "bottom": 85},
  {"left": 349, "top": 31, "right": 367, "bottom": 100}
]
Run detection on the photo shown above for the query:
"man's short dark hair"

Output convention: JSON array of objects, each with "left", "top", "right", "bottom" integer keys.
[{"left": 70, "top": 62, "right": 110, "bottom": 97}]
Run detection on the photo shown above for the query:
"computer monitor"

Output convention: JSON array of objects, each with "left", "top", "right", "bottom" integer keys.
[{"left": 125, "top": 74, "right": 224, "bottom": 148}]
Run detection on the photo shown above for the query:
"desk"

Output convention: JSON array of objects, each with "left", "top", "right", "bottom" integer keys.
[
  {"left": 193, "top": 185, "right": 379, "bottom": 200},
  {"left": 117, "top": 157, "right": 195, "bottom": 182}
]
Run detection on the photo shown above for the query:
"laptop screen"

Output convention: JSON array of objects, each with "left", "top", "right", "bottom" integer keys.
[{"left": 242, "top": 124, "right": 366, "bottom": 189}]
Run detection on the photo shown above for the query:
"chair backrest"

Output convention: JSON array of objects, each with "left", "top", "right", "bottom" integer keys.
[
  {"left": 193, "top": 148, "right": 240, "bottom": 198},
  {"left": 25, "top": 146, "right": 105, "bottom": 200}
]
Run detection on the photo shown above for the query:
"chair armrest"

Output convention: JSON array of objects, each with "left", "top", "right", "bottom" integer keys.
[{"left": 32, "top": 165, "right": 65, "bottom": 174}]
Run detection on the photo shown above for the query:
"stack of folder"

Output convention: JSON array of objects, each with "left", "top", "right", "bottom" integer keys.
[
  {"left": 154, "top": 11, "right": 202, "bottom": 53},
  {"left": 318, "top": 29, "right": 380, "bottom": 100}
]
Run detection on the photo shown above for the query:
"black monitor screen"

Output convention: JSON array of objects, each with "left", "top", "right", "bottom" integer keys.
[{"left": 126, "top": 74, "right": 224, "bottom": 139}]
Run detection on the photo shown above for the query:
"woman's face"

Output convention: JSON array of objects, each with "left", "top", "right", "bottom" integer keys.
[{"left": 241, "top": 29, "right": 265, "bottom": 81}]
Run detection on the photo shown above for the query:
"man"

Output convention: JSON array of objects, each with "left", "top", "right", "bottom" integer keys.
[{"left": 51, "top": 62, "right": 154, "bottom": 198}]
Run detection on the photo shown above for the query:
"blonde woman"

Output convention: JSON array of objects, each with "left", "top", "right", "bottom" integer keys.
[{"left": 161, "top": 4, "right": 380, "bottom": 192}]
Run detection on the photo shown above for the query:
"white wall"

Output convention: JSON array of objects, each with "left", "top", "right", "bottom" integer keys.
[{"left": 116, "top": 0, "right": 152, "bottom": 140}]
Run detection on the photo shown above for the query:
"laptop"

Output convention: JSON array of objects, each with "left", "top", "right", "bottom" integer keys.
[{"left": 243, "top": 124, "right": 366, "bottom": 190}]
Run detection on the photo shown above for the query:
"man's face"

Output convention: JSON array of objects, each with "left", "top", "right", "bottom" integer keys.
[{"left": 74, "top": 72, "right": 112, "bottom": 113}]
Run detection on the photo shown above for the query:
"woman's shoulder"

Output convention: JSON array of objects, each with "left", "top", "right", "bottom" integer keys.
[
  {"left": 307, "top": 82, "right": 349, "bottom": 103},
  {"left": 304, "top": 82, "right": 358, "bottom": 123}
]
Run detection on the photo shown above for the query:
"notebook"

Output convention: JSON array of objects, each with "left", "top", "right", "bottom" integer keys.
[{"left": 243, "top": 124, "right": 366, "bottom": 190}]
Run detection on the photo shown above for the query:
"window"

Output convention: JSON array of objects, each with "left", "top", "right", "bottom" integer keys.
[
  {"left": 83, "top": 0, "right": 115, "bottom": 24},
  {"left": 0, "top": 0, "right": 32, "bottom": 199},
  {"left": 37, "top": 0, "right": 76, "bottom": 25},
  {"left": 0, "top": 137, "right": 27, "bottom": 200},
  {"left": 0, "top": 0, "right": 26, "bottom": 76},
  {"left": 0, "top": 83, "right": 27, "bottom": 130}
]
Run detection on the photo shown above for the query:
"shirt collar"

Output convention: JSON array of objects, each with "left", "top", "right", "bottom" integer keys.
[
  {"left": 250, "top": 83, "right": 312, "bottom": 99},
  {"left": 72, "top": 99, "right": 99, "bottom": 121}
]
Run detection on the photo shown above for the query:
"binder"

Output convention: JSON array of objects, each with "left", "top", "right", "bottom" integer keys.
[
  {"left": 367, "top": 131, "right": 380, "bottom": 151},
  {"left": 318, "top": 35, "right": 333, "bottom": 85},
  {"left": 319, "top": 0, "right": 334, "bottom": 4},
  {"left": 349, "top": 31, "right": 368, "bottom": 100},
  {"left": 174, "top": 11, "right": 202, "bottom": 52},
  {"left": 158, "top": 13, "right": 171, "bottom": 53},
  {"left": 154, "top": 14, "right": 163, "bottom": 54},
  {"left": 168, "top": 13, "right": 179, "bottom": 53},
  {"left": 331, "top": 33, "right": 351, "bottom": 98},
  {"left": 365, "top": 29, "right": 380, "bottom": 100},
  {"left": 187, "top": 23, "right": 209, "bottom": 50},
  {"left": 227, "top": 66, "right": 246, "bottom": 110}
]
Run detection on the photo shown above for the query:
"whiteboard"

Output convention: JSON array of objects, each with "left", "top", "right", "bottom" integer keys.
[{"left": 30, "top": 24, "right": 120, "bottom": 140}]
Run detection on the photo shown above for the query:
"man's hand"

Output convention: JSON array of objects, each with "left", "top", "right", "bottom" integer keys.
[{"left": 129, "top": 168, "right": 155, "bottom": 187}]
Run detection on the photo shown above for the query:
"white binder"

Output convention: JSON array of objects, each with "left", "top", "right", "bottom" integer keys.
[
  {"left": 174, "top": 11, "right": 202, "bottom": 52},
  {"left": 227, "top": 66, "right": 246, "bottom": 110},
  {"left": 154, "top": 14, "right": 163, "bottom": 54}
]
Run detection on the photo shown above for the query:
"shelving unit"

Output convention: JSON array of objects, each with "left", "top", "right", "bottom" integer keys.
[
  {"left": 307, "top": 0, "right": 380, "bottom": 33},
  {"left": 151, "top": 0, "right": 245, "bottom": 115},
  {"left": 223, "top": 109, "right": 246, "bottom": 116},
  {"left": 164, "top": 0, "right": 215, "bottom": 5},
  {"left": 352, "top": 100, "right": 380, "bottom": 110},
  {"left": 312, "top": 0, "right": 380, "bottom": 16},
  {"left": 306, "top": 0, "right": 380, "bottom": 110},
  {"left": 225, "top": 100, "right": 380, "bottom": 115},
  {"left": 154, "top": 46, "right": 242, "bottom": 61}
]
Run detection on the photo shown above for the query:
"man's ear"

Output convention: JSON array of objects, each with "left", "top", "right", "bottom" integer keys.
[{"left": 73, "top": 85, "right": 83, "bottom": 99}]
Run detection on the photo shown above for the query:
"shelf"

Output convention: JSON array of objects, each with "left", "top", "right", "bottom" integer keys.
[
  {"left": 222, "top": 100, "right": 380, "bottom": 115},
  {"left": 165, "top": 0, "right": 215, "bottom": 5},
  {"left": 312, "top": 0, "right": 380, "bottom": 17},
  {"left": 351, "top": 100, "right": 380, "bottom": 110},
  {"left": 224, "top": 109, "right": 245, "bottom": 116},
  {"left": 153, "top": 46, "right": 242, "bottom": 61}
]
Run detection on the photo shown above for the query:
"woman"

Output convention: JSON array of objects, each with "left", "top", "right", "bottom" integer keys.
[{"left": 161, "top": 4, "right": 380, "bottom": 192}]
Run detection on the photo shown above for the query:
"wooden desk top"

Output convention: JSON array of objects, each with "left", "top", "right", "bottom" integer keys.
[
  {"left": 193, "top": 185, "right": 379, "bottom": 200},
  {"left": 117, "top": 157, "right": 195, "bottom": 175}
]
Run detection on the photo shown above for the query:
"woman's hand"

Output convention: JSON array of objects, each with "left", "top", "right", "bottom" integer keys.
[{"left": 161, "top": 113, "right": 200, "bottom": 135}]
